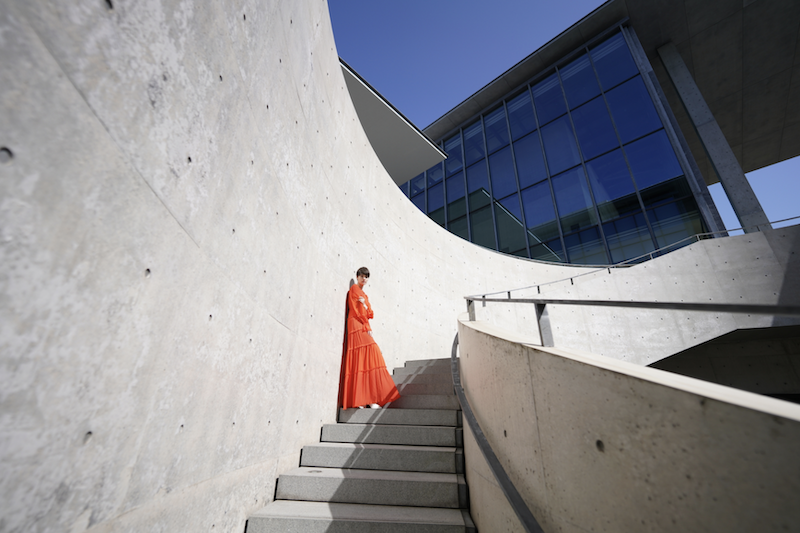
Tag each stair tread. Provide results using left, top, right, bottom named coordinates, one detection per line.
left=282, top=466, right=460, bottom=483
left=305, top=442, right=458, bottom=453
left=252, top=500, right=466, bottom=525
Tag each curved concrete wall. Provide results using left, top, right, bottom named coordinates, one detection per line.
left=458, top=317, right=800, bottom=533
left=1, top=1, right=796, bottom=532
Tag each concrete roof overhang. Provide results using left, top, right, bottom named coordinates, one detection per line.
left=341, top=60, right=447, bottom=185
left=424, top=0, right=800, bottom=186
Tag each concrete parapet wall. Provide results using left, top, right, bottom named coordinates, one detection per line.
left=458, top=317, right=800, bottom=533
left=476, top=225, right=800, bottom=365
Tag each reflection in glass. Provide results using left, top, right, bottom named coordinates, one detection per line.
left=552, top=166, right=597, bottom=233
left=531, top=238, right=565, bottom=262
left=444, top=135, right=464, bottom=176
left=532, top=72, right=566, bottom=125
left=514, top=132, right=547, bottom=189
left=639, top=176, right=693, bottom=209
left=410, top=173, right=425, bottom=196
left=647, top=197, right=705, bottom=248
left=541, top=115, right=581, bottom=175
left=603, top=211, right=655, bottom=263
left=585, top=149, right=638, bottom=221
left=489, top=146, right=516, bottom=199
left=446, top=172, right=466, bottom=221
left=449, top=216, right=469, bottom=240
left=426, top=162, right=443, bottom=187
left=484, top=107, right=510, bottom=154
left=605, top=77, right=662, bottom=144
left=625, top=130, right=682, bottom=190
left=564, top=226, right=607, bottom=264
left=521, top=181, right=559, bottom=243
left=560, top=53, right=600, bottom=109
left=470, top=205, right=496, bottom=249
left=590, top=33, right=638, bottom=90
left=427, top=182, right=444, bottom=226
left=412, top=192, right=425, bottom=212
left=399, top=181, right=409, bottom=197
left=507, top=91, right=537, bottom=140
left=496, top=193, right=527, bottom=255
left=464, top=120, right=485, bottom=165
left=571, top=96, right=618, bottom=160
left=467, top=160, right=490, bottom=201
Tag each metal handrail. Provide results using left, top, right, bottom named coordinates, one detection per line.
left=467, top=215, right=800, bottom=301
left=465, top=296, right=800, bottom=347
left=450, top=334, right=545, bottom=533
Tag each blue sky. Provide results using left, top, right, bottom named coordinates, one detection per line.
left=328, top=1, right=799, bottom=232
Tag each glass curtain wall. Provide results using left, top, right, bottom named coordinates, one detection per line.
left=402, top=29, right=706, bottom=264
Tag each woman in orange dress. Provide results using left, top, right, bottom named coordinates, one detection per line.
left=339, top=267, right=401, bottom=409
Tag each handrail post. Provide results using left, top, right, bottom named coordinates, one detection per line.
left=467, top=299, right=476, bottom=321
left=535, top=303, right=554, bottom=347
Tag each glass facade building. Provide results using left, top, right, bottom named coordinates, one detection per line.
left=400, top=29, right=710, bottom=265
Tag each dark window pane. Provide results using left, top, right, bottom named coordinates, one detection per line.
left=564, top=226, right=607, bottom=264
left=514, top=131, right=547, bottom=189
left=590, top=32, right=638, bottom=90
left=470, top=206, right=496, bottom=249
left=464, top=120, right=485, bottom=165
left=427, top=181, right=444, bottom=222
left=444, top=135, right=463, bottom=176
left=639, top=176, right=693, bottom=209
left=531, top=238, right=565, bottom=262
left=647, top=197, right=706, bottom=248
left=625, top=130, right=682, bottom=190
left=560, top=53, right=601, bottom=109
left=446, top=172, right=466, bottom=221
left=585, top=149, right=638, bottom=221
left=426, top=162, right=443, bottom=187
left=532, top=72, right=566, bottom=125
left=521, top=181, right=559, bottom=242
left=489, top=146, right=517, bottom=199
left=552, top=166, right=598, bottom=233
left=507, top=90, right=536, bottom=140
left=541, top=115, right=581, bottom=175
left=410, top=173, right=425, bottom=196
left=603, top=211, right=655, bottom=263
left=572, top=96, right=619, bottom=160
left=606, top=77, right=661, bottom=144
left=412, top=193, right=425, bottom=212
left=496, top=194, right=527, bottom=255
left=449, top=216, right=469, bottom=240
left=399, top=181, right=410, bottom=197
left=484, top=107, right=509, bottom=154
left=467, top=161, right=492, bottom=212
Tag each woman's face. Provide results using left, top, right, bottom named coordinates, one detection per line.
left=357, top=274, right=368, bottom=288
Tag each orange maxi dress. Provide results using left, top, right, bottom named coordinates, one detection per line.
left=339, top=283, right=401, bottom=409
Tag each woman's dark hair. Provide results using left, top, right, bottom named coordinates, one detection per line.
left=356, top=267, right=370, bottom=278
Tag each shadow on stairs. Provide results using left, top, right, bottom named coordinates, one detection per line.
left=246, top=358, right=477, bottom=532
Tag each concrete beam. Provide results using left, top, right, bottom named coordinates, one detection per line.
left=657, top=42, right=770, bottom=232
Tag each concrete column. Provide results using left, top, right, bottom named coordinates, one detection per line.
left=657, top=42, right=770, bottom=233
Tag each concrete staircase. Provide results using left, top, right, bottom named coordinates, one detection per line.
left=247, top=358, right=477, bottom=532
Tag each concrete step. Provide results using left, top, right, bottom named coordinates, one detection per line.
left=404, top=358, right=452, bottom=368
left=397, top=382, right=454, bottom=396
left=322, top=423, right=459, bottom=447
left=275, top=467, right=468, bottom=509
left=393, top=365, right=452, bottom=377
left=338, top=408, right=461, bottom=427
left=247, top=500, right=476, bottom=533
left=389, top=394, right=461, bottom=410
left=300, top=442, right=462, bottom=473
left=394, top=372, right=454, bottom=385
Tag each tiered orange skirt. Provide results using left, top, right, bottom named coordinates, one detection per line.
left=340, top=329, right=400, bottom=409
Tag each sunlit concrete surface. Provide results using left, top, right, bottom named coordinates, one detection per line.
left=458, top=317, right=800, bottom=533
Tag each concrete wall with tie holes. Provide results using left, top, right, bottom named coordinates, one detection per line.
left=1, top=1, right=798, bottom=532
